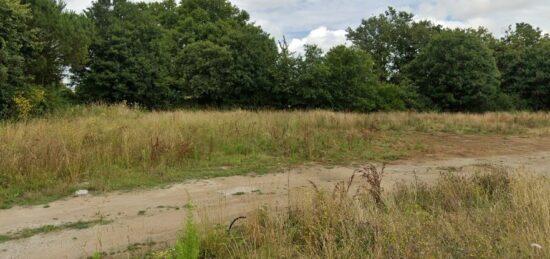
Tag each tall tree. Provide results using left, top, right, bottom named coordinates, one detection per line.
left=347, top=7, right=440, bottom=83
left=77, top=0, right=174, bottom=109
left=172, top=0, right=278, bottom=107
left=175, top=41, right=233, bottom=105
left=405, top=30, right=500, bottom=112
left=493, top=23, right=549, bottom=109
left=271, top=38, right=300, bottom=108
left=0, top=0, right=35, bottom=119
left=513, top=38, right=550, bottom=110
left=323, top=46, right=380, bottom=111
left=22, top=0, right=92, bottom=89
left=292, top=45, right=330, bottom=109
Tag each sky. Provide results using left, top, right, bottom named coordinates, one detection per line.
left=65, top=0, right=550, bottom=53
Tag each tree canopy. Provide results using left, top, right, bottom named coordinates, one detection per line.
left=347, top=7, right=441, bottom=83
left=406, top=30, right=500, bottom=112
left=1, top=2, right=550, bottom=119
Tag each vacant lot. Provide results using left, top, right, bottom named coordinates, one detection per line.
left=1, top=155, right=550, bottom=258
left=2, top=105, right=550, bottom=208
left=2, top=106, right=550, bottom=258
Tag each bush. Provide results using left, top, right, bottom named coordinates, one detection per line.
left=375, top=83, right=407, bottom=111
left=405, top=30, right=500, bottom=112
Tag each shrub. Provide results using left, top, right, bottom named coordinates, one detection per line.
left=405, top=30, right=500, bottom=112
left=172, top=203, right=200, bottom=259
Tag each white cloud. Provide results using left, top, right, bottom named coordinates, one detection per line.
left=415, top=0, right=550, bottom=36
left=64, top=0, right=550, bottom=46
left=287, top=26, right=348, bottom=54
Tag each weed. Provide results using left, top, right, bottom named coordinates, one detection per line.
left=89, top=252, right=104, bottom=259
left=172, top=202, right=200, bottom=259
left=357, top=163, right=386, bottom=207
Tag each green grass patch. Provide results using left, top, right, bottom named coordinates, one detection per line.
left=0, top=218, right=113, bottom=243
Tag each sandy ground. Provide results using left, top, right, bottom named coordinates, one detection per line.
left=1, top=135, right=550, bottom=259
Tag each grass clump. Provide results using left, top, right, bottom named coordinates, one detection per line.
left=179, top=168, right=550, bottom=258
left=0, top=218, right=112, bottom=244
left=1, top=104, right=550, bottom=208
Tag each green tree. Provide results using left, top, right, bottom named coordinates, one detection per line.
left=171, top=0, right=278, bottom=107
left=493, top=23, right=549, bottom=109
left=405, top=30, right=500, bottom=112
left=77, top=0, right=174, bottom=109
left=515, top=39, right=550, bottom=110
left=323, top=46, right=380, bottom=112
left=0, top=0, right=35, bottom=119
left=175, top=41, right=233, bottom=105
left=20, top=0, right=92, bottom=112
left=347, top=7, right=440, bottom=83
left=148, top=0, right=178, bottom=29
left=292, top=45, right=330, bottom=109
left=272, top=38, right=300, bottom=108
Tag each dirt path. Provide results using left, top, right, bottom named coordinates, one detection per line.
left=2, top=137, right=550, bottom=258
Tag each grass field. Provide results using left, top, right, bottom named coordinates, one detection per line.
left=156, top=168, right=550, bottom=258
left=1, top=104, right=550, bottom=208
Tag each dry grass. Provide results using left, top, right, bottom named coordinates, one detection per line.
left=1, top=104, right=550, bottom=208
left=189, top=168, right=550, bottom=258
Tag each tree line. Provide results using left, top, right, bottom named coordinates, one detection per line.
left=1, top=0, right=549, bottom=119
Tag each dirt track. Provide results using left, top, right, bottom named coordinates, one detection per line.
left=2, top=136, right=550, bottom=259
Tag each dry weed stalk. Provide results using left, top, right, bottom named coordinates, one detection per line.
left=356, top=163, right=386, bottom=207
left=332, top=173, right=356, bottom=200
left=308, top=163, right=386, bottom=208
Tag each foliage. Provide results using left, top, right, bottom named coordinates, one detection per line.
left=172, top=0, right=278, bottom=107
left=272, top=38, right=300, bottom=107
left=405, top=30, right=500, bottom=112
left=494, top=23, right=550, bottom=110
left=0, top=0, right=34, bottom=119
left=2, top=2, right=550, bottom=117
left=22, top=0, right=92, bottom=86
left=76, top=0, right=175, bottom=109
left=347, top=7, right=441, bottom=83
left=520, top=39, right=550, bottom=110
left=0, top=0, right=88, bottom=119
left=322, top=46, right=380, bottom=111
left=175, top=41, right=233, bottom=106
left=172, top=203, right=200, bottom=259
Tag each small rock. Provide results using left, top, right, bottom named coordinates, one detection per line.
left=74, top=189, right=89, bottom=196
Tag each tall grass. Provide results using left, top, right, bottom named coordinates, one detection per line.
left=1, top=104, right=550, bottom=208
left=190, top=168, right=550, bottom=258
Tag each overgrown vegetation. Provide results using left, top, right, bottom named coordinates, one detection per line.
left=154, top=167, right=550, bottom=258
left=1, top=104, right=550, bottom=208
left=1, top=1, right=550, bottom=120
left=172, top=203, right=200, bottom=259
